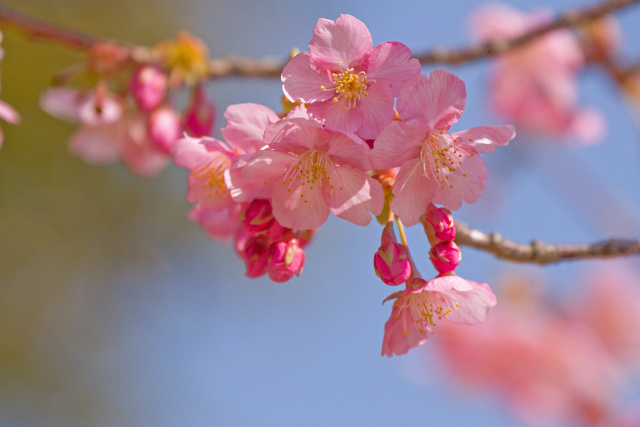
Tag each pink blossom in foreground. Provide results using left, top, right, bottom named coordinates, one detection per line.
left=370, top=70, right=515, bottom=226
left=237, top=117, right=384, bottom=230
left=470, top=3, right=605, bottom=143
left=282, top=14, right=420, bottom=139
left=381, top=273, right=497, bottom=357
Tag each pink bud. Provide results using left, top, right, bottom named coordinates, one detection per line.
left=429, top=241, right=461, bottom=274
left=148, top=106, right=182, bottom=154
left=130, top=66, right=168, bottom=112
left=242, top=235, right=270, bottom=278
left=243, top=199, right=275, bottom=234
left=423, top=204, right=456, bottom=243
left=267, top=239, right=305, bottom=283
left=374, top=242, right=411, bottom=286
left=184, top=83, right=216, bottom=137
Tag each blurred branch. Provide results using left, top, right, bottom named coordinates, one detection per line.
left=1, top=0, right=639, bottom=78
left=415, top=0, right=640, bottom=65
left=455, top=221, right=640, bottom=264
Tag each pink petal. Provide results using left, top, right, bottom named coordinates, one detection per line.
left=220, top=103, right=280, bottom=154
left=40, top=88, right=84, bottom=123
left=264, top=117, right=328, bottom=154
left=119, top=115, right=169, bottom=176
left=355, top=82, right=395, bottom=139
left=172, top=136, right=230, bottom=169
left=307, top=97, right=363, bottom=135
left=69, top=123, right=122, bottom=164
left=327, top=165, right=383, bottom=226
left=271, top=174, right=331, bottom=231
left=282, top=52, right=334, bottom=103
left=436, top=280, right=497, bottom=324
left=226, top=154, right=274, bottom=202
left=381, top=295, right=431, bottom=357
left=188, top=204, right=240, bottom=242
left=324, top=129, right=371, bottom=171
left=423, top=274, right=474, bottom=292
left=369, top=118, right=426, bottom=169
left=430, top=149, right=488, bottom=210
left=240, top=150, right=295, bottom=195
left=366, top=42, right=421, bottom=96
left=452, top=125, right=516, bottom=153
left=309, top=15, right=372, bottom=70
left=0, top=100, right=19, bottom=124
left=397, top=70, right=466, bottom=130
left=389, top=158, right=434, bottom=226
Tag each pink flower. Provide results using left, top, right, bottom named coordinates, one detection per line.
left=381, top=273, right=497, bottom=357
left=238, top=117, right=384, bottom=230
left=370, top=70, right=515, bottom=226
left=130, top=65, right=168, bottom=112
left=470, top=3, right=605, bottom=143
left=282, top=14, right=420, bottom=139
left=148, top=106, right=182, bottom=154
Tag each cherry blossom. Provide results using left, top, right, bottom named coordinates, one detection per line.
left=237, top=117, right=383, bottom=230
left=370, top=70, right=515, bottom=226
left=381, top=273, right=497, bottom=357
left=281, top=14, right=420, bottom=139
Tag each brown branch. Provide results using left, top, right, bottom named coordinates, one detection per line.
left=416, top=0, right=640, bottom=65
left=0, top=0, right=639, bottom=77
left=455, top=221, right=640, bottom=264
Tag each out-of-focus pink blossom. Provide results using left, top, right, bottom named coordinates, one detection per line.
left=238, top=117, right=383, bottom=230
left=148, top=106, right=182, bottom=154
left=0, top=99, right=20, bottom=149
left=382, top=273, right=496, bottom=357
left=429, top=240, right=461, bottom=274
left=370, top=70, right=515, bottom=225
left=282, top=14, right=420, bottom=139
left=267, top=239, right=305, bottom=283
left=184, top=83, right=216, bottom=137
left=470, top=3, right=605, bottom=144
left=188, top=203, right=243, bottom=242
left=130, top=65, right=168, bottom=112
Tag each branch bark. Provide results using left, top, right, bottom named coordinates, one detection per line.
left=1, top=0, right=638, bottom=77
left=455, top=221, right=640, bottom=264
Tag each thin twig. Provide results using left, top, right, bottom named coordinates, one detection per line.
left=1, top=0, right=638, bottom=77
left=455, top=221, right=640, bottom=264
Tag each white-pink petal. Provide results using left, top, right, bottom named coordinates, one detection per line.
left=436, top=280, right=497, bottom=325
left=370, top=119, right=426, bottom=169
left=307, top=97, right=363, bottom=135
left=309, top=14, right=372, bottom=70
left=327, top=165, right=383, bottom=226
left=271, top=175, right=331, bottom=231
left=355, top=82, right=395, bottom=139
left=389, top=158, right=434, bottom=226
left=397, top=71, right=466, bottom=130
left=366, top=42, right=421, bottom=96
left=282, top=52, right=334, bottom=103
left=452, top=125, right=516, bottom=153
left=220, top=103, right=280, bottom=154
left=264, top=117, right=328, bottom=154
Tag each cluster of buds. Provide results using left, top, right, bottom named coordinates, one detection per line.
left=40, top=33, right=215, bottom=175
left=423, top=204, right=461, bottom=275
left=235, top=199, right=310, bottom=282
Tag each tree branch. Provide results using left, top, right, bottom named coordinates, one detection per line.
left=455, top=221, right=640, bottom=264
left=1, top=0, right=639, bottom=78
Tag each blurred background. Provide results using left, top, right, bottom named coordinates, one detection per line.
left=1, top=0, right=640, bottom=426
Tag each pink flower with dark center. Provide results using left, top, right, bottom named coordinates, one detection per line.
left=370, top=70, right=515, bottom=226
left=381, top=273, right=497, bottom=357
left=238, top=117, right=383, bottom=230
left=282, top=14, right=420, bottom=139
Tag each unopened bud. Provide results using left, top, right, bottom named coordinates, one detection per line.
left=243, top=199, right=275, bottom=234
left=429, top=241, right=461, bottom=274
left=130, top=66, right=168, bottom=111
left=267, top=239, right=305, bottom=283
left=148, top=106, right=182, bottom=154
left=374, top=242, right=411, bottom=286
left=423, top=203, right=455, bottom=243
left=184, top=83, right=216, bottom=137
left=242, top=235, right=270, bottom=278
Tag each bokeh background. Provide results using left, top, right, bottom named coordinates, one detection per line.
left=1, top=0, right=640, bottom=426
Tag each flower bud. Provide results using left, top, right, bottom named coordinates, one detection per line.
left=267, top=239, right=305, bottom=283
left=423, top=203, right=455, bottom=243
left=242, top=235, right=270, bottom=278
left=243, top=199, right=275, bottom=234
left=148, top=106, right=182, bottom=154
left=374, top=242, right=411, bottom=286
left=429, top=240, right=461, bottom=274
left=130, top=66, right=168, bottom=111
left=184, top=83, right=216, bottom=137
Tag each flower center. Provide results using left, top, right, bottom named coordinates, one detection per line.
left=410, top=291, right=459, bottom=329
left=420, top=131, right=467, bottom=190
left=321, top=63, right=375, bottom=110
left=282, top=149, right=337, bottom=203
left=192, top=154, right=231, bottom=200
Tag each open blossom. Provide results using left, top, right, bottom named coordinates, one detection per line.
left=282, top=14, right=420, bottom=139
left=470, top=3, right=605, bottom=143
left=381, top=273, right=497, bottom=357
left=370, top=70, right=515, bottom=226
left=236, top=117, right=383, bottom=230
